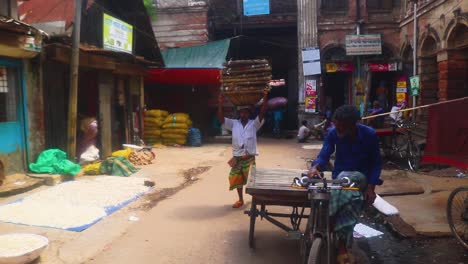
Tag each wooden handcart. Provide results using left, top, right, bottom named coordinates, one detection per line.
left=245, top=166, right=310, bottom=248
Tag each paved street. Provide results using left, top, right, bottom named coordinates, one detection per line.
left=1, top=139, right=467, bottom=264
left=88, top=140, right=312, bottom=264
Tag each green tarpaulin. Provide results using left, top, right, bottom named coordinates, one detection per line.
left=161, top=39, right=230, bottom=68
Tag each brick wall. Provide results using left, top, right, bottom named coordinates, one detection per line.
left=153, top=2, right=210, bottom=49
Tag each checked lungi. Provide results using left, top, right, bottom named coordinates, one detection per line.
left=228, top=155, right=255, bottom=190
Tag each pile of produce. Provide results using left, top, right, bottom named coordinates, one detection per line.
left=144, top=109, right=169, bottom=145
left=161, top=113, right=192, bottom=146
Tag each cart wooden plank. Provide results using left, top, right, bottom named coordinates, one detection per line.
left=246, top=166, right=308, bottom=199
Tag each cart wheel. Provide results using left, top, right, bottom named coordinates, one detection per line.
left=308, top=237, right=327, bottom=264
left=249, top=202, right=257, bottom=248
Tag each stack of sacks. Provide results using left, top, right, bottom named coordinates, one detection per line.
left=161, top=113, right=192, bottom=145
left=144, top=109, right=169, bottom=145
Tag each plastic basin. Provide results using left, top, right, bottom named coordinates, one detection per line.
left=0, top=233, right=49, bottom=264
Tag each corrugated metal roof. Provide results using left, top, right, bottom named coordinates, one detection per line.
left=18, top=0, right=95, bottom=29
left=0, top=15, right=47, bottom=36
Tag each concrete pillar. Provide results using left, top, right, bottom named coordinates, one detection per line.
left=297, top=0, right=320, bottom=125
left=98, top=72, right=113, bottom=158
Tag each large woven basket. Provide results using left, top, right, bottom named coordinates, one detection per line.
left=223, top=90, right=264, bottom=106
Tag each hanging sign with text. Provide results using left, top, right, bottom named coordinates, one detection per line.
left=305, top=80, right=317, bottom=113
left=243, top=0, right=270, bottom=16
left=367, top=62, right=397, bottom=72
left=302, top=47, right=321, bottom=76
left=346, top=34, right=382, bottom=56
left=325, top=62, right=354, bottom=73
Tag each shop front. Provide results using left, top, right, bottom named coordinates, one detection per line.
left=0, top=18, right=43, bottom=175
left=323, top=61, right=354, bottom=111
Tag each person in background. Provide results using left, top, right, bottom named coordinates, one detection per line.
left=308, top=105, right=382, bottom=263
left=218, top=90, right=269, bottom=208
left=272, top=109, right=284, bottom=138
left=376, top=81, right=389, bottom=111
left=389, top=101, right=405, bottom=123
left=298, top=120, right=312, bottom=143
left=367, top=101, right=385, bottom=129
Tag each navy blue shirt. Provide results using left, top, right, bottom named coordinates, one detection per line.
left=313, top=124, right=383, bottom=185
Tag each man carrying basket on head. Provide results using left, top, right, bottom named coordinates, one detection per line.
left=218, top=89, right=269, bottom=208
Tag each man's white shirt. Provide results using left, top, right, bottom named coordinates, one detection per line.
left=224, top=117, right=264, bottom=157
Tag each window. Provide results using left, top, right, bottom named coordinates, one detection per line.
left=367, top=0, right=393, bottom=10
left=322, top=0, right=348, bottom=12
left=0, top=66, right=18, bottom=122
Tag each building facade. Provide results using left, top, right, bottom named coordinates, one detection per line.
left=19, top=0, right=163, bottom=159
left=0, top=0, right=45, bottom=175
left=400, top=0, right=467, bottom=105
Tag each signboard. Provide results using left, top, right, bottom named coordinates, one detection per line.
left=20, top=36, right=41, bottom=52
left=396, top=93, right=407, bottom=103
left=305, top=80, right=317, bottom=113
left=326, top=62, right=354, bottom=73
left=346, top=34, right=382, bottom=56
left=409, top=76, right=420, bottom=96
left=367, top=63, right=397, bottom=72
left=302, top=48, right=320, bottom=61
left=103, top=13, right=134, bottom=54
left=243, top=0, right=270, bottom=16
left=305, top=80, right=317, bottom=97
left=302, top=47, right=321, bottom=76
left=305, top=96, right=317, bottom=113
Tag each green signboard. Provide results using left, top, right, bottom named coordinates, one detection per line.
left=409, top=76, right=420, bottom=96
left=103, top=13, right=133, bottom=54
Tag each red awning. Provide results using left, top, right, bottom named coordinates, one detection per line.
left=145, top=68, right=221, bottom=86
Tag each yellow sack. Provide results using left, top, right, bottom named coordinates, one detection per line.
left=162, top=133, right=187, bottom=140
left=146, top=110, right=169, bottom=118
left=163, top=128, right=189, bottom=135
left=163, top=139, right=186, bottom=145
left=144, top=126, right=162, bottom=131
left=83, top=162, right=102, bottom=175
left=163, top=113, right=191, bottom=125
left=111, top=149, right=132, bottom=158
left=162, top=123, right=189, bottom=129
left=144, top=118, right=164, bottom=127
left=144, top=130, right=162, bottom=136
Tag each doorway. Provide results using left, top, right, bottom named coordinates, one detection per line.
left=370, top=72, right=397, bottom=111
left=324, top=72, right=350, bottom=111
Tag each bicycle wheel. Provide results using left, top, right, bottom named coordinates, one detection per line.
left=406, top=140, right=421, bottom=171
left=447, top=187, right=468, bottom=249
left=308, top=237, right=327, bottom=264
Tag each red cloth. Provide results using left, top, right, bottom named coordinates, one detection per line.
left=421, top=98, right=468, bottom=169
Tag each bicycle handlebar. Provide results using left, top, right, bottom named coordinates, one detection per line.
left=293, top=173, right=357, bottom=190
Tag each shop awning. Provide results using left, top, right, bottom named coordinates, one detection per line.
left=146, top=39, right=230, bottom=85
left=162, top=39, right=230, bottom=68
left=146, top=68, right=221, bottom=85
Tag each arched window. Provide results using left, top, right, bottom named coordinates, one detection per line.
left=322, top=0, right=348, bottom=12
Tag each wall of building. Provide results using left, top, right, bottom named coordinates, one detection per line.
left=23, top=58, right=45, bottom=164
left=400, top=0, right=468, bottom=104
left=153, top=0, right=210, bottom=49
left=316, top=0, right=402, bottom=113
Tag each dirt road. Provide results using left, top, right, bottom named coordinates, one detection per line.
left=89, top=139, right=315, bottom=264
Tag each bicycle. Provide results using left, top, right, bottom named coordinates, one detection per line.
left=447, top=186, right=468, bottom=249
left=378, top=119, right=421, bottom=171
left=293, top=174, right=360, bottom=264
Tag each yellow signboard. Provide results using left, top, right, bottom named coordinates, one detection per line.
left=396, top=92, right=406, bottom=103
left=397, top=81, right=407, bottom=88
